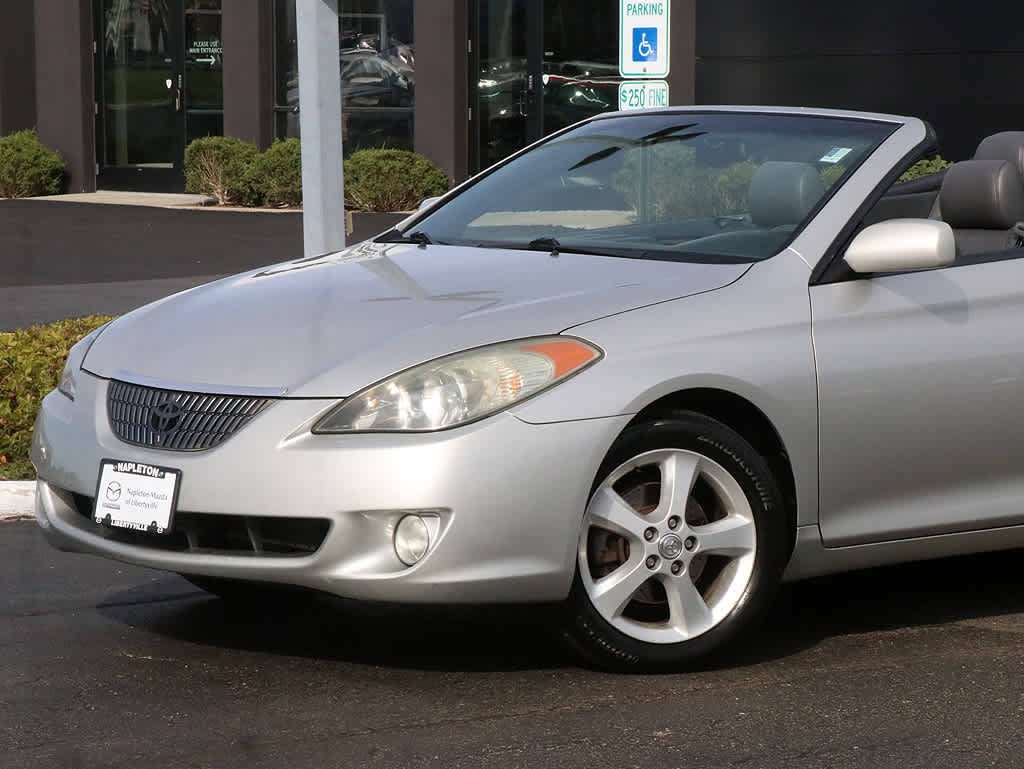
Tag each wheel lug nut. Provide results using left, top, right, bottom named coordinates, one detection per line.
left=644, top=527, right=657, bottom=541
left=645, top=555, right=659, bottom=569
left=684, top=536, right=697, bottom=551
left=671, top=560, right=683, bottom=575
left=668, top=516, right=680, bottom=530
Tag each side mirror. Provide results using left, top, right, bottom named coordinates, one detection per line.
left=844, top=218, right=955, bottom=274
left=418, top=196, right=442, bottom=211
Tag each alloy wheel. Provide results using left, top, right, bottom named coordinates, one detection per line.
left=578, top=448, right=758, bottom=644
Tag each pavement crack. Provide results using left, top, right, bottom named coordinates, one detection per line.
left=119, top=652, right=180, bottom=663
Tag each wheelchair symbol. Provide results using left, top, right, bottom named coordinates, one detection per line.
left=632, top=27, right=658, bottom=62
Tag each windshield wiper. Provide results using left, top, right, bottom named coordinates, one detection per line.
left=527, top=237, right=562, bottom=253
left=520, top=237, right=648, bottom=260
left=376, top=228, right=436, bottom=247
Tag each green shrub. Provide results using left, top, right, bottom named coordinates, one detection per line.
left=0, top=129, right=66, bottom=198
left=184, top=136, right=258, bottom=205
left=898, top=156, right=952, bottom=184
left=0, top=316, right=115, bottom=481
left=249, top=138, right=302, bottom=207
left=344, top=149, right=449, bottom=212
left=612, top=145, right=758, bottom=221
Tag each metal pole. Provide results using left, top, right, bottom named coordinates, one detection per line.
left=296, top=0, right=345, bottom=257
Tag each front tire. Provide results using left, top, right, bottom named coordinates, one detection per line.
left=561, top=411, right=790, bottom=671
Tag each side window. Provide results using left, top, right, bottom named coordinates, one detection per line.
left=817, top=151, right=949, bottom=283
left=861, top=157, right=946, bottom=228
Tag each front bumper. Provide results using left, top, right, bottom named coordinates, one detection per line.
left=32, top=371, right=630, bottom=603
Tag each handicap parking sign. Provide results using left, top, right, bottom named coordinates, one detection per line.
left=620, top=2, right=669, bottom=77
left=632, top=27, right=657, bottom=62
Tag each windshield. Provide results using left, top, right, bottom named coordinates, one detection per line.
left=399, top=112, right=896, bottom=262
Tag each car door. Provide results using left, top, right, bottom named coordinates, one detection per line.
left=811, top=253, right=1024, bottom=546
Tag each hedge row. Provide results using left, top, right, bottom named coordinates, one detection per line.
left=0, top=316, right=116, bottom=481
left=184, top=137, right=449, bottom=212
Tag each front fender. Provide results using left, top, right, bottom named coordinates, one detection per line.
left=510, top=249, right=819, bottom=527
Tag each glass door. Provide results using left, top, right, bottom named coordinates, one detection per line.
left=97, top=0, right=185, bottom=189
left=471, top=0, right=541, bottom=172
left=96, top=0, right=224, bottom=190
left=470, top=0, right=621, bottom=175
left=541, top=0, right=620, bottom=136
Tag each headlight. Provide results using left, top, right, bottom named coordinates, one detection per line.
left=57, top=323, right=111, bottom=401
left=313, top=336, right=602, bottom=433
left=57, top=358, right=77, bottom=400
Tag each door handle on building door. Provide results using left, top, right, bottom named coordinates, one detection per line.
left=519, top=74, right=534, bottom=117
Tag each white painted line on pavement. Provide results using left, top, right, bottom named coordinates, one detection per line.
left=0, top=481, right=36, bottom=520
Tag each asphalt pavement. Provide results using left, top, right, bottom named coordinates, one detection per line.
left=4, top=518, right=1024, bottom=769
left=0, top=200, right=400, bottom=330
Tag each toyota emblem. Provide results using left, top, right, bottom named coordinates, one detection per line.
left=150, top=401, right=184, bottom=434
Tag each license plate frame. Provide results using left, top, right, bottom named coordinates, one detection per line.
left=93, top=459, right=182, bottom=535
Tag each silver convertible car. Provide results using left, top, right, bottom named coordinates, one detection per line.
left=32, top=106, right=1024, bottom=671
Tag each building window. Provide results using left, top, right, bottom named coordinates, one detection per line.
left=274, top=0, right=414, bottom=153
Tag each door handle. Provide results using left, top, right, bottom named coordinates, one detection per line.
left=519, top=73, right=534, bottom=117
left=175, top=74, right=183, bottom=112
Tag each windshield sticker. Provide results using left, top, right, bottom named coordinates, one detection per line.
left=820, top=147, right=853, bottom=164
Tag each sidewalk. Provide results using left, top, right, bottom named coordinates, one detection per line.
left=28, top=190, right=217, bottom=208
left=29, top=190, right=309, bottom=212
left=0, top=481, right=35, bottom=520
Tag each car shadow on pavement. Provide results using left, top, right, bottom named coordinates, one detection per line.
left=708, top=546, right=1024, bottom=670
left=98, top=584, right=575, bottom=672
left=96, top=548, right=1024, bottom=673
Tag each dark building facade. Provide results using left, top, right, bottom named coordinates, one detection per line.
left=0, top=0, right=1021, bottom=194
left=0, top=3, right=37, bottom=138
left=695, top=1, right=1024, bottom=165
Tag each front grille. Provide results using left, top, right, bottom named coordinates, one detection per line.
left=107, top=379, right=272, bottom=451
left=71, top=493, right=330, bottom=556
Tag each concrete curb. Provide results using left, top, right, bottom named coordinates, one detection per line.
left=0, top=481, right=36, bottom=520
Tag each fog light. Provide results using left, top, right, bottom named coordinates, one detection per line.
left=394, top=514, right=431, bottom=566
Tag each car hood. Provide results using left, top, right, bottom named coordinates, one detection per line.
left=84, top=241, right=749, bottom=398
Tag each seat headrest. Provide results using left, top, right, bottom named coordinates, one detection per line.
left=748, top=162, right=825, bottom=228
left=939, top=159, right=1024, bottom=229
left=974, top=131, right=1024, bottom=181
